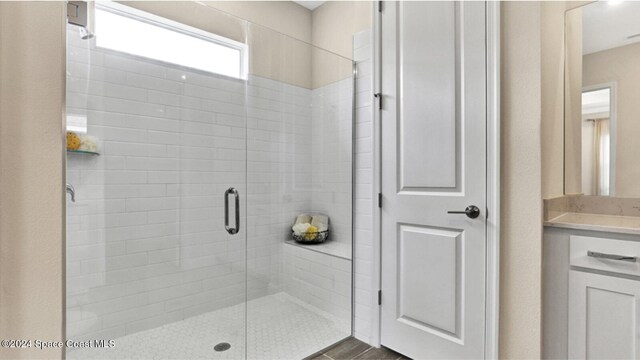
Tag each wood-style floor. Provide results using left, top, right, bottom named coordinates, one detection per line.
left=304, top=337, right=410, bottom=360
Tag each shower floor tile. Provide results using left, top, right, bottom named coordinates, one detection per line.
left=67, top=293, right=350, bottom=360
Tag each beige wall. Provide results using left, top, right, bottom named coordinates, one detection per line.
left=563, top=8, right=584, bottom=195
left=584, top=42, right=640, bottom=197
left=540, top=1, right=590, bottom=199
left=310, top=1, right=371, bottom=89
left=541, top=2, right=569, bottom=199
left=202, top=0, right=373, bottom=61
left=311, top=1, right=371, bottom=59
left=0, top=2, right=66, bottom=359
left=205, top=1, right=312, bottom=43
left=500, top=2, right=543, bottom=358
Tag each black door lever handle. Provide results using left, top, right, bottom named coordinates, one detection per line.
left=447, top=205, right=480, bottom=219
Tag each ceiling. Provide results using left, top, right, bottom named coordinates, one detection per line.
left=293, top=1, right=325, bottom=10
left=583, top=1, right=640, bottom=54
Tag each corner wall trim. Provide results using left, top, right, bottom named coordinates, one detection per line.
left=485, top=1, right=501, bottom=359
left=371, top=0, right=383, bottom=348
left=370, top=1, right=383, bottom=347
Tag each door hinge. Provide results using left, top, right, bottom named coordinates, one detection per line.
left=378, top=193, right=382, bottom=208
left=378, top=290, right=382, bottom=305
left=378, top=1, right=383, bottom=12
left=374, top=93, right=382, bottom=110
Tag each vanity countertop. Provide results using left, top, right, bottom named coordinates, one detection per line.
left=544, top=212, right=640, bottom=235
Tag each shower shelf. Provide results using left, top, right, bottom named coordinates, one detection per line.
left=67, top=149, right=100, bottom=156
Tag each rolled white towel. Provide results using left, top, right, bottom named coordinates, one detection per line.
left=295, top=214, right=312, bottom=225
left=311, top=214, right=329, bottom=232
left=292, top=223, right=311, bottom=236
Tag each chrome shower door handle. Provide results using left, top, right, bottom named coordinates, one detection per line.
left=224, top=187, right=240, bottom=235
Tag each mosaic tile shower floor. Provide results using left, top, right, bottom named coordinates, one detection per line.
left=68, top=293, right=350, bottom=360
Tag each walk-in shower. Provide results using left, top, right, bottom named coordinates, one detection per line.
left=65, top=2, right=354, bottom=358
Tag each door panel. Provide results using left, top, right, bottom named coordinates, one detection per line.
left=398, top=225, right=461, bottom=336
left=399, top=2, right=457, bottom=189
left=380, top=2, right=487, bottom=359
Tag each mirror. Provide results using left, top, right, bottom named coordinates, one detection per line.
left=564, top=1, right=640, bottom=197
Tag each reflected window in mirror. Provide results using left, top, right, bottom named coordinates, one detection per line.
left=581, top=87, right=612, bottom=196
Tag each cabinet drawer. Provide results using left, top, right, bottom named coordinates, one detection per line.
left=570, top=235, right=640, bottom=277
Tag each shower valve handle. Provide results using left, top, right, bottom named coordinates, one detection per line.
left=66, top=183, right=76, bottom=202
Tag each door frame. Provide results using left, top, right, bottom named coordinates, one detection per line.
left=371, top=2, right=500, bottom=358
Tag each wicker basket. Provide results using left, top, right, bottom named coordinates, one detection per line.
left=291, top=230, right=329, bottom=244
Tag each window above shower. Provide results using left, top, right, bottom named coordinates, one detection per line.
left=94, top=2, right=248, bottom=79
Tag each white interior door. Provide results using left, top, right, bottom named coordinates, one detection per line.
left=380, top=1, right=487, bottom=359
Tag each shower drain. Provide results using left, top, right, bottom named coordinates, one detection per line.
left=214, top=343, right=231, bottom=352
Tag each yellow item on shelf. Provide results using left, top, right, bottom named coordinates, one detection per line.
left=304, top=225, right=318, bottom=240
left=66, top=131, right=81, bottom=150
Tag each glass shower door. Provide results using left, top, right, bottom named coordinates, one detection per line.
left=245, top=23, right=354, bottom=359
left=65, top=2, right=249, bottom=358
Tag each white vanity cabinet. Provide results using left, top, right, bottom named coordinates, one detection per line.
left=543, top=227, right=640, bottom=359
left=569, top=271, right=640, bottom=359
left=568, top=235, right=640, bottom=359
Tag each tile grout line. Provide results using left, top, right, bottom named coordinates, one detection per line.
left=352, top=347, right=374, bottom=359
left=352, top=346, right=375, bottom=359
left=320, top=344, right=373, bottom=360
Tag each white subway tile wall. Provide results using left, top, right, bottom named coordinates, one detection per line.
left=310, top=77, right=354, bottom=253
left=283, top=244, right=352, bottom=324
left=246, top=73, right=354, bottom=305
left=277, top=75, right=354, bottom=323
left=352, top=29, right=376, bottom=344
left=66, top=25, right=354, bottom=342
left=245, top=74, right=315, bottom=301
